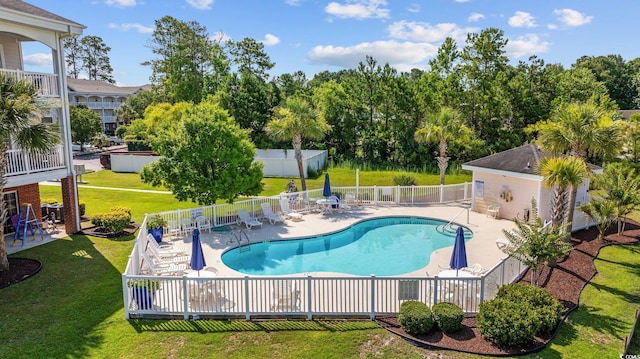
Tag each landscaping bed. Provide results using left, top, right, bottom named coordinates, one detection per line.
left=376, top=221, right=640, bottom=356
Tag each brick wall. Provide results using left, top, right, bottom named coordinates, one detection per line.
left=7, top=183, right=43, bottom=222
left=61, top=176, right=79, bottom=234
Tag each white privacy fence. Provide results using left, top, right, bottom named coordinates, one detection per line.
left=123, top=183, right=529, bottom=320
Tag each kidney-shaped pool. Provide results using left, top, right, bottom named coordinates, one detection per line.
left=221, top=216, right=472, bottom=276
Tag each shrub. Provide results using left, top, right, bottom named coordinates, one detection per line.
left=496, top=283, right=565, bottom=333
left=91, top=213, right=104, bottom=227
left=398, top=301, right=433, bottom=334
left=110, top=206, right=131, bottom=217
left=98, top=211, right=131, bottom=234
left=432, top=302, right=464, bottom=333
left=393, top=174, right=418, bottom=186
left=477, top=298, right=541, bottom=346
left=79, top=201, right=86, bottom=216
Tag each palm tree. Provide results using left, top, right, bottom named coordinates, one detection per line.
left=414, top=107, right=475, bottom=185
left=538, top=156, right=587, bottom=230
left=266, top=96, right=330, bottom=192
left=532, top=102, right=622, bottom=233
left=0, top=73, right=60, bottom=271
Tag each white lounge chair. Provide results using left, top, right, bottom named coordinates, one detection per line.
left=146, top=234, right=187, bottom=256
left=260, top=203, right=285, bottom=225
left=140, top=251, right=187, bottom=276
left=495, top=237, right=513, bottom=250
left=487, top=203, right=501, bottom=218
left=237, top=208, right=263, bottom=229
left=279, top=198, right=303, bottom=221
left=147, top=241, right=190, bottom=265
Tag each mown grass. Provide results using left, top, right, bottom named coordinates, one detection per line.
left=1, top=169, right=637, bottom=358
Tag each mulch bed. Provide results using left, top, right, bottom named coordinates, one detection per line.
left=80, top=223, right=139, bottom=238
left=0, top=258, right=42, bottom=289
left=375, top=221, right=640, bottom=356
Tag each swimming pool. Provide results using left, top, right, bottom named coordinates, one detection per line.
left=221, top=217, right=472, bottom=276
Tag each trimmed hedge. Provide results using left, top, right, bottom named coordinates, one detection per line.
left=398, top=301, right=433, bottom=334
left=477, top=298, right=541, bottom=346
left=91, top=206, right=132, bottom=234
left=477, top=283, right=566, bottom=346
left=496, top=283, right=565, bottom=333
left=432, top=302, right=464, bottom=333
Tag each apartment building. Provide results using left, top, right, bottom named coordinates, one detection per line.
left=0, top=0, right=85, bottom=234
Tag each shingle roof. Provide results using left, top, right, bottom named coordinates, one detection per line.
left=462, top=143, right=602, bottom=175
left=67, top=78, right=148, bottom=95
left=0, top=0, right=83, bottom=28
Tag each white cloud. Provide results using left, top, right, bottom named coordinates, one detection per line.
left=262, top=34, right=280, bottom=46
left=553, top=8, right=593, bottom=27
left=505, top=34, right=549, bottom=58
left=284, top=0, right=302, bottom=5
left=387, top=21, right=471, bottom=43
left=24, top=53, right=52, bottom=67
left=454, top=0, right=470, bottom=3
left=407, top=4, right=420, bottom=13
left=468, top=12, right=485, bottom=22
left=325, top=0, right=390, bottom=20
left=186, top=0, right=214, bottom=10
left=105, top=0, right=136, bottom=7
left=308, top=40, right=437, bottom=70
left=108, top=23, right=154, bottom=34
left=211, top=31, right=231, bottom=43
left=509, top=11, right=537, bottom=28
left=547, top=24, right=558, bottom=30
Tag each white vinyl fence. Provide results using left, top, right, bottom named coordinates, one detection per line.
left=123, top=183, right=528, bottom=320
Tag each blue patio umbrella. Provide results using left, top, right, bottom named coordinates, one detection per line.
left=322, top=172, right=332, bottom=198
left=449, top=227, right=468, bottom=276
left=190, top=228, right=206, bottom=276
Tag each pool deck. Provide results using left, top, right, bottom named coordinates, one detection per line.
left=167, top=203, right=518, bottom=278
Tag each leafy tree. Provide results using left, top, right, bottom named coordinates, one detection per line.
left=414, top=107, right=478, bottom=185
left=590, top=163, right=640, bottom=235
left=63, top=35, right=114, bottom=83
left=145, top=16, right=214, bottom=103
left=0, top=73, right=59, bottom=271
left=500, top=199, right=572, bottom=286
left=623, top=113, right=640, bottom=162
left=580, top=198, right=615, bottom=240
left=227, top=37, right=275, bottom=82
left=69, top=104, right=103, bottom=151
left=140, top=100, right=263, bottom=204
left=267, top=96, right=330, bottom=191
left=551, top=67, right=616, bottom=110
left=574, top=55, right=635, bottom=110
left=530, top=102, right=623, bottom=233
left=115, top=90, right=164, bottom=126
left=313, top=80, right=356, bottom=161
left=538, top=156, right=586, bottom=231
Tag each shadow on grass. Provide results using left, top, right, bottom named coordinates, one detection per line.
left=129, top=318, right=380, bottom=334
left=1, top=233, right=133, bottom=358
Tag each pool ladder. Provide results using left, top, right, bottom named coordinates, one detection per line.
left=230, top=229, right=251, bottom=252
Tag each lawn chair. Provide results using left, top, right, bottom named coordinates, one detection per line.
left=236, top=208, right=263, bottom=229
left=260, top=203, right=285, bottom=225
left=146, top=234, right=187, bottom=256
left=279, top=198, right=303, bottom=221
left=195, top=216, right=212, bottom=233
left=140, top=250, right=187, bottom=276
left=270, top=280, right=300, bottom=312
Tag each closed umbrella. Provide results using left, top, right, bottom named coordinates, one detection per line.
left=190, top=228, right=206, bottom=276
left=449, top=227, right=468, bottom=276
left=322, top=172, right=332, bottom=198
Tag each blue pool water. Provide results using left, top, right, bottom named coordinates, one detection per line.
left=221, top=217, right=472, bottom=276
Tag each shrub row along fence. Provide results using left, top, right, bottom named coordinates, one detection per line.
left=122, top=183, right=528, bottom=320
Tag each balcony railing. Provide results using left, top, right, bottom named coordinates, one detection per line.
left=0, top=69, right=59, bottom=98
left=5, top=145, right=66, bottom=177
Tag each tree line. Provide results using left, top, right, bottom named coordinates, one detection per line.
left=68, top=16, right=640, bottom=172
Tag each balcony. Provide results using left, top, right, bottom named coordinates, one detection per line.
left=5, top=145, right=66, bottom=177
left=0, top=69, right=59, bottom=98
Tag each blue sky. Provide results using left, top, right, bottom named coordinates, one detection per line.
left=22, top=0, right=640, bottom=86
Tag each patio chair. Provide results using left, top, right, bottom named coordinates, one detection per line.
left=146, top=234, right=187, bottom=256
left=464, top=263, right=485, bottom=275
left=270, top=280, right=300, bottom=312
left=166, top=220, right=182, bottom=239
left=344, top=192, right=360, bottom=208
left=495, top=237, right=513, bottom=250
left=487, top=203, right=501, bottom=218
left=279, top=198, right=303, bottom=221
left=45, top=212, right=58, bottom=233
left=146, top=238, right=190, bottom=264
left=195, top=216, right=212, bottom=233
left=236, top=208, right=263, bottom=229
left=140, top=250, right=187, bottom=276
left=181, top=218, right=197, bottom=237
left=260, top=203, right=285, bottom=225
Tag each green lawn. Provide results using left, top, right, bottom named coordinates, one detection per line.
left=1, top=169, right=638, bottom=358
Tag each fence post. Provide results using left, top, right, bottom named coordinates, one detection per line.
left=183, top=276, right=189, bottom=320
left=395, top=185, right=400, bottom=204
left=373, top=185, right=378, bottom=206
left=433, top=276, right=439, bottom=305
left=213, top=204, right=217, bottom=227
left=370, top=275, right=376, bottom=320
left=439, top=184, right=444, bottom=203
left=307, top=275, right=313, bottom=320
left=244, top=276, right=251, bottom=320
